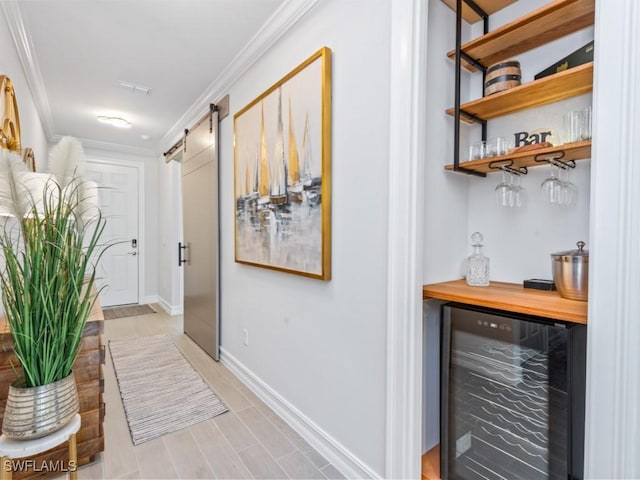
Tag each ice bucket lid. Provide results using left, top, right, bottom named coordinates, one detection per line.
left=551, top=241, right=589, bottom=261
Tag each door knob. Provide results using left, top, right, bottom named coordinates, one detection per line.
left=128, top=251, right=137, bottom=256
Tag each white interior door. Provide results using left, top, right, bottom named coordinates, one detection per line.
left=86, top=161, right=139, bottom=307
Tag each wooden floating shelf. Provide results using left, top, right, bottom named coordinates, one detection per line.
left=423, top=279, right=588, bottom=324
left=446, top=62, right=593, bottom=122
left=448, top=0, right=595, bottom=71
left=445, top=139, right=591, bottom=174
left=440, top=0, right=516, bottom=24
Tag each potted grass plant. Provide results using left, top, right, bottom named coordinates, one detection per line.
left=0, top=137, right=106, bottom=439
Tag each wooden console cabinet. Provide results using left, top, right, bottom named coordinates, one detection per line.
left=0, top=303, right=105, bottom=479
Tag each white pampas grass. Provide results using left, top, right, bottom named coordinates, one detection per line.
left=48, top=137, right=99, bottom=226
left=48, top=136, right=86, bottom=188
left=0, top=137, right=95, bottom=220
left=0, top=148, right=29, bottom=218
left=0, top=137, right=97, bottom=223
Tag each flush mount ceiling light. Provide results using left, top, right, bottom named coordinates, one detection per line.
left=97, top=116, right=132, bottom=128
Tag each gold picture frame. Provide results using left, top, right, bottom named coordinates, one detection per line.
left=234, top=46, right=332, bottom=280
left=0, top=75, right=22, bottom=153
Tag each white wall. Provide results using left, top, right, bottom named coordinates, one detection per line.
left=84, top=147, right=159, bottom=304
left=0, top=9, right=49, bottom=320
left=217, top=0, right=391, bottom=475
left=157, top=154, right=183, bottom=314
left=0, top=11, right=48, bottom=167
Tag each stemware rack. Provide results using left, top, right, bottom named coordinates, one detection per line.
left=444, top=139, right=590, bottom=175
left=445, top=0, right=595, bottom=177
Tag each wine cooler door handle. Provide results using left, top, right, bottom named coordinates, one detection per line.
left=178, top=242, right=188, bottom=266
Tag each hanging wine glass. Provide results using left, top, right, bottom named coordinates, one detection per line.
left=541, top=164, right=563, bottom=205
left=510, top=173, right=527, bottom=208
left=495, top=170, right=512, bottom=207
left=559, top=166, right=579, bottom=207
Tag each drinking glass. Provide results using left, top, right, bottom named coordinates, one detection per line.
left=469, top=142, right=483, bottom=161
left=563, top=109, right=589, bottom=144
left=581, top=105, right=592, bottom=140
left=495, top=136, right=510, bottom=156
left=478, top=141, right=488, bottom=159
left=485, top=138, right=498, bottom=157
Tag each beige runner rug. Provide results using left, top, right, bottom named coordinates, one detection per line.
left=108, top=334, right=227, bottom=445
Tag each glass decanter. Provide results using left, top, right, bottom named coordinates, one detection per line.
left=466, top=232, right=490, bottom=286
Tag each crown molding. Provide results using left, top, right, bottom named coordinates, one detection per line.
left=4, top=0, right=319, bottom=154
left=1, top=1, right=55, bottom=141
left=158, top=0, right=320, bottom=153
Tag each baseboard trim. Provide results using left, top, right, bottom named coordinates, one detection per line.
left=139, top=295, right=159, bottom=306
left=220, top=347, right=380, bottom=479
left=157, top=296, right=182, bottom=316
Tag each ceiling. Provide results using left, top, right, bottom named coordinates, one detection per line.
left=3, top=0, right=286, bottom=155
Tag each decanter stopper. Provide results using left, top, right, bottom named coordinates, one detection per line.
left=466, top=232, right=490, bottom=287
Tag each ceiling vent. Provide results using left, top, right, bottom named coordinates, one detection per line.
left=118, top=80, right=152, bottom=96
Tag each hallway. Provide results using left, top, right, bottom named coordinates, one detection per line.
left=81, top=310, right=344, bottom=479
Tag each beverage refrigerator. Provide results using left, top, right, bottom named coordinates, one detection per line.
left=440, top=303, right=587, bottom=479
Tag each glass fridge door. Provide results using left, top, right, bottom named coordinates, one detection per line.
left=441, top=304, right=574, bottom=480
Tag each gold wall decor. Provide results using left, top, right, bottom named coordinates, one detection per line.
left=0, top=75, right=22, bottom=153
left=234, top=47, right=332, bottom=280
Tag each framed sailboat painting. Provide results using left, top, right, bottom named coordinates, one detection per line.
left=233, top=47, right=332, bottom=280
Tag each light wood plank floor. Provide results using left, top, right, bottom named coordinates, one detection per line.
left=74, top=308, right=345, bottom=480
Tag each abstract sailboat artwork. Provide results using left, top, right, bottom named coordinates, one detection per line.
left=234, top=47, right=332, bottom=280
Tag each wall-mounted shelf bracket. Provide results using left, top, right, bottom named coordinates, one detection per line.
left=452, top=0, right=489, bottom=177
left=459, top=110, right=486, bottom=125
left=489, top=158, right=527, bottom=175
left=454, top=166, right=487, bottom=177
left=462, top=0, right=489, bottom=33
left=533, top=150, right=576, bottom=169
left=464, top=0, right=488, bottom=19
left=460, top=51, right=486, bottom=73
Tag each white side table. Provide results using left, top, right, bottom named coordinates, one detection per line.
left=0, top=414, right=81, bottom=480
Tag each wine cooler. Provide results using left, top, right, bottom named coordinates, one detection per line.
left=441, top=303, right=586, bottom=480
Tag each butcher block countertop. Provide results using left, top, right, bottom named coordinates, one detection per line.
left=423, top=279, right=587, bottom=324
